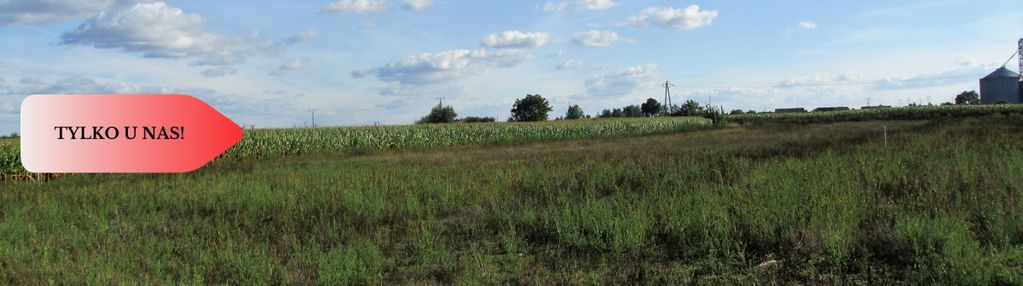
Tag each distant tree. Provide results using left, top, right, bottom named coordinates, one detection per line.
left=623, top=105, right=643, bottom=117
left=941, top=102, right=953, bottom=106
left=640, top=98, right=662, bottom=116
left=747, top=110, right=757, bottom=114
left=672, top=100, right=704, bottom=116
left=417, top=105, right=457, bottom=124
left=729, top=109, right=744, bottom=115
left=510, top=94, right=553, bottom=122
left=703, top=105, right=724, bottom=125
left=611, top=108, right=625, bottom=118
left=461, top=116, right=496, bottom=123
left=955, top=90, right=980, bottom=105
left=598, top=109, right=613, bottom=118
left=565, top=105, right=585, bottom=120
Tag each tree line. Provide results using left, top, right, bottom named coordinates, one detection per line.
left=418, top=94, right=725, bottom=124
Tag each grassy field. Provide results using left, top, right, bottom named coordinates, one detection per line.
left=2, top=114, right=1022, bottom=284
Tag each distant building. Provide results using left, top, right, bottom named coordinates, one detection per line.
left=979, top=67, right=1021, bottom=104
left=775, top=108, right=807, bottom=113
left=812, top=107, right=850, bottom=112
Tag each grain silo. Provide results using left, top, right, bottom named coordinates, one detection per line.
left=979, top=66, right=1021, bottom=104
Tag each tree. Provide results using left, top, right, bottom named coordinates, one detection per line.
left=703, top=105, right=724, bottom=125
left=623, top=105, right=643, bottom=117
left=565, top=105, right=585, bottom=120
left=598, top=109, right=613, bottom=118
left=417, top=105, right=457, bottom=124
left=510, top=94, right=553, bottom=122
left=729, top=109, right=744, bottom=115
left=640, top=98, right=661, bottom=116
left=955, top=90, right=980, bottom=105
left=672, top=100, right=704, bottom=116
left=461, top=116, right=495, bottom=123
left=611, top=108, right=625, bottom=117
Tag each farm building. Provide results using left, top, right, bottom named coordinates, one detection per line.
left=980, top=66, right=1022, bottom=104
left=813, top=107, right=850, bottom=112
left=775, top=108, right=807, bottom=113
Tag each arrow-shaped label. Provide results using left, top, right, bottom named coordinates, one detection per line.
left=20, top=94, right=243, bottom=173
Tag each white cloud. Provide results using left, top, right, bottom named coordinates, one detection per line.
left=480, top=31, right=550, bottom=49
left=322, top=0, right=390, bottom=13
left=785, top=21, right=817, bottom=38
left=0, top=0, right=119, bottom=26
left=542, top=0, right=618, bottom=13
left=585, top=64, right=659, bottom=97
left=557, top=59, right=585, bottom=70
left=200, top=67, right=237, bottom=78
left=571, top=30, right=621, bottom=48
left=270, top=57, right=310, bottom=76
left=402, top=0, right=433, bottom=10
left=353, top=48, right=532, bottom=93
left=59, top=2, right=317, bottom=73
left=776, top=73, right=860, bottom=88
left=872, top=62, right=990, bottom=90
left=625, top=5, right=718, bottom=30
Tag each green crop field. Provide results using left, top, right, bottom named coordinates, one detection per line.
left=1, top=108, right=1023, bottom=284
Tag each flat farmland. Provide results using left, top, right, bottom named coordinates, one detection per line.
left=1, top=114, right=1022, bottom=284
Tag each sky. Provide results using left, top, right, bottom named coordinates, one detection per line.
left=0, top=0, right=1021, bottom=134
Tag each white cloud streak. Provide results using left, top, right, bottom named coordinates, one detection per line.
left=571, top=30, right=621, bottom=48
left=352, top=49, right=532, bottom=93
left=542, top=0, right=618, bottom=13
left=557, top=59, right=585, bottom=70
left=585, top=64, right=659, bottom=97
left=402, top=0, right=433, bottom=10
left=0, top=0, right=119, bottom=26
left=480, top=31, right=551, bottom=49
left=58, top=2, right=317, bottom=74
left=625, top=5, right=718, bottom=30
left=270, top=57, right=310, bottom=76
left=321, top=0, right=390, bottom=14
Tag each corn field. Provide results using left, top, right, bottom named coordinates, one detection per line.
left=0, top=117, right=711, bottom=180
left=221, top=117, right=711, bottom=159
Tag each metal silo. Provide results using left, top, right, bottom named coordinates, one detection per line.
left=979, top=67, right=1021, bottom=104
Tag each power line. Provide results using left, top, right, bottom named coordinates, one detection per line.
left=307, top=109, right=317, bottom=128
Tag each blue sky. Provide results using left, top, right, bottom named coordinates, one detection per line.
left=0, top=0, right=1021, bottom=134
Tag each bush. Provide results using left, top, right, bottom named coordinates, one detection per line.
left=461, top=116, right=496, bottom=123
left=417, top=105, right=457, bottom=124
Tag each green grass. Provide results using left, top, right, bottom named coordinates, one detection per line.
left=2, top=115, right=1022, bottom=284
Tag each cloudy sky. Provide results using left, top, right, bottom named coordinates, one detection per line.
left=0, top=0, right=1021, bottom=133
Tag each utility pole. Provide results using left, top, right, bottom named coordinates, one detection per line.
left=662, top=81, right=674, bottom=115
left=307, top=109, right=317, bottom=128
left=435, top=97, right=446, bottom=107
